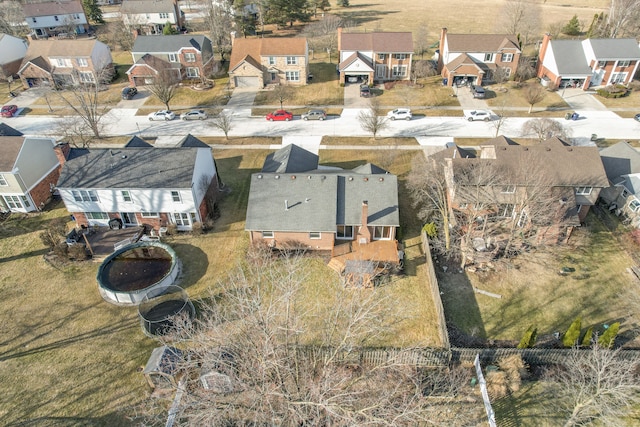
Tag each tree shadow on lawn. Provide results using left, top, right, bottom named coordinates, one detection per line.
left=172, top=243, right=208, bottom=290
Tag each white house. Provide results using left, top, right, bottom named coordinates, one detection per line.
left=0, top=133, right=61, bottom=213
left=22, top=0, right=89, bottom=38
left=0, top=34, right=29, bottom=80
left=121, top=0, right=184, bottom=35
left=55, top=136, right=220, bottom=231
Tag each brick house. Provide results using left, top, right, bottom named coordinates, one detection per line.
left=0, top=130, right=61, bottom=213
left=126, top=34, right=215, bottom=86
left=228, top=37, right=308, bottom=88
left=437, top=28, right=521, bottom=87
left=23, top=0, right=89, bottom=39
left=433, top=137, right=608, bottom=249
left=0, top=34, right=29, bottom=81
left=121, top=0, right=184, bottom=35
left=245, top=144, right=400, bottom=265
left=536, top=33, right=640, bottom=90
left=599, top=142, right=640, bottom=228
left=17, top=39, right=113, bottom=89
left=55, top=135, right=220, bottom=232
left=337, top=28, right=413, bottom=84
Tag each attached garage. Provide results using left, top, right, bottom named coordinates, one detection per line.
left=234, top=76, right=260, bottom=88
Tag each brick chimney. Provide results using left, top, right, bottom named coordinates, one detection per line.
left=53, top=142, right=71, bottom=166
left=437, top=27, right=447, bottom=73
left=357, top=200, right=371, bottom=244
left=537, top=33, right=552, bottom=77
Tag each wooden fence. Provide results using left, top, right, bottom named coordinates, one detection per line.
left=421, top=232, right=451, bottom=349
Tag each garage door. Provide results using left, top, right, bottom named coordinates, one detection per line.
left=235, top=76, right=260, bottom=88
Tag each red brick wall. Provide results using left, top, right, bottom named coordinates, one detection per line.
left=29, top=166, right=60, bottom=210
left=127, top=64, right=155, bottom=87
left=179, top=49, right=205, bottom=79
left=250, top=230, right=335, bottom=251
left=197, top=175, right=219, bottom=222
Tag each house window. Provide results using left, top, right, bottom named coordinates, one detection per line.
left=185, top=53, right=196, bottom=63
left=618, top=60, right=630, bottom=67
left=186, top=67, right=199, bottom=78
left=629, top=199, right=640, bottom=212
left=517, top=210, right=528, bottom=228
left=610, top=72, right=627, bottom=83
left=393, top=53, right=407, bottom=60
left=173, top=212, right=191, bottom=226
left=372, top=226, right=392, bottom=240
left=501, top=185, right=516, bottom=194
left=497, top=204, right=515, bottom=218
left=32, top=18, right=37, bottom=23
left=55, top=58, right=66, bottom=67
left=171, top=191, right=181, bottom=202
left=121, top=191, right=132, bottom=202
left=159, top=12, right=169, bottom=19
left=502, top=53, right=513, bottom=62
left=77, top=58, right=88, bottom=67
left=270, top=72, right=277, bottom=81
left=575, top=186, right=593, bottom=196
left=392, top=65, right=407, bottom=77
left=286, top=56, right=297, bottom=65
left=86, top=212, right=108, bottom=220
left=73, top=13, right=80, bottom=19
left=0, top=174, right=7, bottom=186
left=285, top=71, right=299, bottom=81
left=72, top=190, right=98, bottom=202
left=336, top=225, right=353, bottom=240
left=484, top=53, right=494, bottom=62
left=78, top=72, right=95, bottom=83
left=54, top=15, right=59, bottom=21
left=598, top=60, right=606, bottom=68
left=268, top=56, right=276, bottom=65
left=309, top=232, right=321, bottom=239
left=576, top=204, right=583, bottom=213
left=622, top=188, right=630, bottom=198
left=168, top=53, right=178, bottom=62
left=502, top=67, right=512, bottom=77
left=378, top=53, right=386, bottom=60
left=3, top=195, right=31, bottom=210
left=262, top=231, right=274, bottom=238
left=141, top=212, right=159, bottom=217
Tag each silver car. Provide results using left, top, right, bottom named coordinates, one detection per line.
left=180, top=109, right=208, bottom=120
left=301, top=109, right=326, bottom=121
left=148, top=110, right=176, bottom=121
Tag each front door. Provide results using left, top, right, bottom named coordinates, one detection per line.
left=375, top=64, right=386, bottom=79
left=121, top=212, right=137, bottom=227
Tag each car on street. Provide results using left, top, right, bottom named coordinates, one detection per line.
left=470, top=85, right=486, bottom=99
left=387, top=108, right=412, bottom=121
left=360, top=84, right=371, bottom=97
left=266, top=110, right=293, bottom=121
left=464, top=110, right=492, bottom=122
left=180, top=109, right=208, bottom=120
left=635, top=113, right=640, bottom=122
left=301, top=109, right=326, bottom=121
left=148, top=110, right=176, bottom=121
left=121, top=87, right=138, bottom=100
left=1, top=105, right=18, bottom=117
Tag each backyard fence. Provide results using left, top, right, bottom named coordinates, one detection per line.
left=421, top=232, right=451, bottom=349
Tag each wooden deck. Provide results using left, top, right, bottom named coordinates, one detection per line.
left=84, top=227, right=147, bottom=261
left=330, top=240, right=400, bottom=274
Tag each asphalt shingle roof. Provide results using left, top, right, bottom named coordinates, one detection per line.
left=0, top=123, right=23, bottom=136
left=586, top=38, right=640, bottom=60
left=229, top=37, right=307, bottom=71
left=23, top=0, right=84, bottom=17
left=550, top=40, right=592, bottom=76
left=132, top=35, right=209, bottom=54
left=0, top=136, right=24, bottom=171
left=121, top=0, right=176, bottom=14
left=599, top=141, right=640, bottom=181
left=445, top=34, right=520, bottom=52
left=340, top=32, right=413, bottom=52
left=262, top=144, right=318, bottom=173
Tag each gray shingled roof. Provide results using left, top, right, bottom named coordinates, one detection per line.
left=124, top=136, right=153, bottom=148
left=57, top=147, right=199, bottom=189
left=178, top=134, right=209, bottom=148
left=132, top=35, right=210, bottom=54
left=0, top=123, right=23, bottom=136
left=262, top=144, right=319, bottom=173
left=550, top=40, right=592, bottom=76
left=586, top=38, right=640, bottom=60
left=599, top=141, right=640, bottom=181
left=121, top=0, right=176, bottom=14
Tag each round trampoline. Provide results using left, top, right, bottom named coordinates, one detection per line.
left=139, top=285, right=195, bottom=337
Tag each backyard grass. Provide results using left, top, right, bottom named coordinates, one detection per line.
left=322, top=136, right=420, bottom=146
left=438, top=212, right=640, bottom=343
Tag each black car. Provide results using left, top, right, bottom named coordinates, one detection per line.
left=121, top=87, right=138, bottom=100
left=470, top=85, right=486, bottom=99
left=360, top=84, right=371, bottom=97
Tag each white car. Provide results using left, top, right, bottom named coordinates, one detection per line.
left=387, top=108, right=412, bottom=121
left=180, top=109, right=208, bottom=120
left=464, top=110, right=492, bottom=122
left=148, top=110, right=176, bottom=121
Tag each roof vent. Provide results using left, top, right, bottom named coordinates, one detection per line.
left=363, top=177, right=369, bottom=181
left=379, top=177, right=384, bottom=182
left=501, top=147, right=507, bottom=150
left=257, top=174, right=263, bottom=179
left=307, top=175, right=312, bottom=179
left=348, top=176, right=353, bottom=181
left=121, top=155, right=127, bottom=159
left=275, top=175, right=280, bottom=179
left=567, top=148, right=573, bottom=151
left=523, top=147, right=528, bottom=151
left=291, top=175, right=296, bottom=180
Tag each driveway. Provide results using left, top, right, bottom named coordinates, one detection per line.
left=344, top=82, right=370, bottom=107
left=453, top=84, right=489, bottom=110
left=560, top=88, right=608, bottom=111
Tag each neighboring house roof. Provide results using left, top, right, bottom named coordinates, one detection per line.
left=19, top=39, right=104, bottom=74
left=549, top=40, right=592, bottom=76
left=0, top=123, right=23, bottom=137
left=262, top=144, right=319, bottom=173
left=132, top=35, right=211, bottom=54
left=445, top=34, right=520, bottom=52
left=0, top=136, right=25, bottom=171
left=178, top=134, right=209, bottom=148
left=585, top=38, right=640, bottom=60
left=340, top=32, right=413, bottom=52
left=57, top=147, right=201, bottom=189
left=599, top=141, right=640, bottom=182
left=121, top=0, right=177, bottom=14
left=124, top=136, right=153, bottom=148
left=621, top=174, right=640, bottom=196
left=23, top=0, right=84, bottom=17
left=229, top=37, right=307, bottom=71
left=0, top=34, right=29, bottom=64
left=352, top=163, right=388, bottom=174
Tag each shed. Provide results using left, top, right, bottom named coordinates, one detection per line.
left=142, top=345, right=184, bottom=390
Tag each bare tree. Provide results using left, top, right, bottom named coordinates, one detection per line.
left=499, top=0, right=540, bottom=46
left=492, top=67, right=510, bottom=88
left=201, top=0, right=233, bottom=62
left=411, top=60, right=436, bottom=84
left=523, top=83, right=546, bottom=113
left=209, top=110, right=234, bottom=139
left=491, top=101, right=509, bottom=137
left=302, top=15, right=346, bottom=63
left=147, top=68, right=179, bottom=110
left=414, top=21, right=430, bottom=59
left=0, top=1, right=26, bottom=37
left=272, top=83, right=292, bottom=110
left=544, top=344, right=640, bottom=427
left=522, top=118, right=572, bottom=142
left=357, top=98, right=388, bottom=138
left=513, top=56, right=536, bottom=83
left=603, top=0, right=640, bottom=38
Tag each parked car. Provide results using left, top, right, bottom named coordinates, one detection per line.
left=121, top=87, right=137, bottom=100
left=148, top=110, right=176, bottom=121
left=464, top=110, right=492, bottom=122
left=1, top=105, right=18, bottom=117
left=301, top=109, right=326, bottom=121
left=634, top=113, right=640, bottom=122
left=266, top=110, right=293, bottom=121
left=360, top=84, right=371, bottom=97
left=180, top=109, right=208, bottom=120
left=387, top=108, right=412, bottom=121
left=470, top=85, right=486, bottom=99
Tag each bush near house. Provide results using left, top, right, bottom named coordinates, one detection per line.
left=562, top=317, right=582, bottom=348
left=596, top=84, right=629, bottom=99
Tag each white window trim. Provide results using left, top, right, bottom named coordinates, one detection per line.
left=502, top=53, right=513, bottom=62
left=185, top=53, right=196, bottom=63
left=141, top=212, right=159, bottom=218
left=378, top=53, right=386, bottom=60
left=77, top=58, right=88, bottom=67
left=501, top=185, right=516, bottom=194
left=186, top=67, right=199, bottom=78
left=268, top=56, right=276, bottom=65
left=121, top=190, right=132, bottom=202
left=171, top=191, right=181, bottom=202
left=336, top=225, right=354, bottom=240
left=262, top=231, right=274, bottom=238
left=0, top=174, right=7, bottom=186
left=484, top=53, right=494, bottom=62
left=392, top=65, right=407, bottom=77
left=372, top=226, right=392, bottom=240
left=629, top=199, right=640, bottom=212
left=618, top=60, right=631, bottom=67
left=394, top=53, right=407, bottom=60
left=285, top=71, right=299, bottom=81
left=168, top=53, right=178, bottom=62
left=575, top=186, right=593, bottom=196
left=86, top=212, right=109, bottom=220
left=286, top=56, right=298, bottom=65
left=309, top=232, right=321, bottom=240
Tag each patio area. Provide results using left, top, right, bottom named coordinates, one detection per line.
left=329, top=240, right=402, bottom=288
left=82, top=226, right=151, bottom=260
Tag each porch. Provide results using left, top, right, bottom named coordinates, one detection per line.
left=81, top=226, right=157, bottom=261
left=328, top=239, right=402, bottom=287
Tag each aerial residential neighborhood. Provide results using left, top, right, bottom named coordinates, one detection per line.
left=2, top=0, right=640, bottom=425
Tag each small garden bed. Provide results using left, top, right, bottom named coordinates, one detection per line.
left=596, top=84, right=630, bottom=99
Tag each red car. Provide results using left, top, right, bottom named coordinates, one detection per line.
left=266, top=110, right=293, bottom=121
left=1, top=105, right=18, bottom=118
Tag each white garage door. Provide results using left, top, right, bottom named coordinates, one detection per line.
left=235, top=76, right=260, bottom=88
